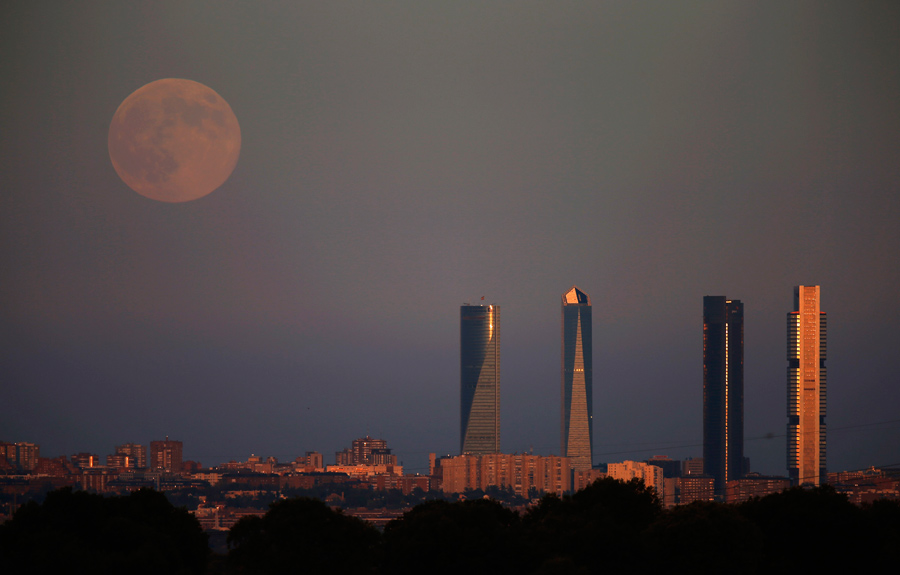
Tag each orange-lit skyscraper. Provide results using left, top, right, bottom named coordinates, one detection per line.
left=460, top=304, right=500, bottom=455
left=787, top=285, right=827, bottom=485
left=561, top=286, right=593, bottom=471
left=703, top=296, right=744, bottom=495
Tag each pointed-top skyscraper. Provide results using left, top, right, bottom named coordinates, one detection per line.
left=561, top=286, right=593, bottom=471
left=787, top=285, right=826, bottom=485
left=460, top=303, right=500, bottom=455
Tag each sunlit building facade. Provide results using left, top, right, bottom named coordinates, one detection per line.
left=561, top=286, right=593, bottom=471
left=787, top=285, right=827, bottom=485
left=573, top=468, right=606, bottom=492
left=460, top=304, right=500, bottom=455
left=703, top=296, right=745, bottom=495
left=435, top=453, right=571, bottom=496
left=607, top=460, right=665, bottom=498
left=726, top=474, right=791, bottom=503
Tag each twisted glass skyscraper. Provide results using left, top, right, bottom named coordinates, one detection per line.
left=561, top=287, right=592, bottom=471
left=460, top=304, right=500, bottom=455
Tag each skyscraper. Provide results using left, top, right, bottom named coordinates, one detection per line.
left=703, top=296, right=744, bottom=495
left=335, top=436, right=395, bottom=466
left=150, top=437, right=183, bottom=472
left=115, top=442, right=147, bottom=468
left=460, top=304, right=500, bottom=455
left=561, top=286, right=593, bottom=471
left=14, top=442, right=40, bottom=471
left=787, top=285, right=826, bottom=486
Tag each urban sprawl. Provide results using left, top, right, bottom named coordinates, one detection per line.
left=3, top=285, right=897, bottom=530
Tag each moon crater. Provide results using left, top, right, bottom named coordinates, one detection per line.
left=108, top=78, right=241, bottom=203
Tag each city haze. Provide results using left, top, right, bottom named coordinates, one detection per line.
left=2, top=2, right=899, bottom=475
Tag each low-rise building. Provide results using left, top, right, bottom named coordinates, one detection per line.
left=192, top=471, right=224, bottom=486
left=607, top=460, right=665, bottom=499
left=682, top=457, right=704, bottom=476
left=434, top=453, right=571, bottom=496
left=573, top=468, right=606, bottom=492
left=294, top=451, right=324, bottom=472
left=725, top=474, right=791, bottom=503
left=677, top=474, right=715, bottom=505
left=325, top=464, right=403, bottom=479
left=829, top=468, right=900, bottom=504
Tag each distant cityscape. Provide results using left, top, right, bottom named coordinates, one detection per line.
left=3, top=285, right=898, bottom=528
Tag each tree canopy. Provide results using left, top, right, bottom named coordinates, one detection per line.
left=226, top=496, right=381, bottom=574
left=3, top=481, right=897, bottom=574
left=0, top=487, right=207, bottom=575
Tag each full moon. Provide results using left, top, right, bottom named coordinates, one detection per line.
left=108, top=78, right=241, bottom=203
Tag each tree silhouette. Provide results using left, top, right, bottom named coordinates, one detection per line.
left=859, top=498, right=900, bottom=568
left=382, top=498, right=523, bottom=575
left=522, top=477, right=661, bottom=573
left=738, top=485, right=863, bottom=571
left=0, top=487, right=207, bottom=575
left=226, top=497, right=380, bottom=574
left=643, top=501, right=762, bottom=573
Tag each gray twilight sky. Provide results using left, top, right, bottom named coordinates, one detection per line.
left=2, top=2, right=899, bottom=476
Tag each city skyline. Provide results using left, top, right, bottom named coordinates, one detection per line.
left=561, top=286, right=593, bottom=471
left=2, top=3, right=899, bottom=476
left=1, top=284, right=878, bottom=479
left=0, top=284, right=894, bottom=477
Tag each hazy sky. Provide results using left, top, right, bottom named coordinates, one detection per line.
left=2, top=1, right=898, bottom=476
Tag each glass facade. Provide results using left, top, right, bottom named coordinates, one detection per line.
left=787, top=285, right=826, bottom=485
left=561, top=287, right=593, bottom=471
left=703, top=296, right=745, bottom=496
left=460, top=305, right=500, bottom=455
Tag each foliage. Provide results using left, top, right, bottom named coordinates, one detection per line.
left=643, top=501, right=762, bottom=573
left=279, top=485, right=449, bottom=509
left=461, top=484, right=529, bottom=506
left=859, top=498, right=900, bottom=568
left=0, top=487, right=208, bottom=575
left=164, top=488, right=204, bottom=510
left=522, top=477, right=661, bottom=573
left=382, top=498, right=524, bottom=575
left=4, top=480, right=899, bottom=574
left=226, top=497, right=381, bottom=574
left=739, top=485, right=867, bottom=571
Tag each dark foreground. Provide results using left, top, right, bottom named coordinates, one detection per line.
left=2, top=479, right=898, bottom=574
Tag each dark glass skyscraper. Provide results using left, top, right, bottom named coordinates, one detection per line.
left=703, top=296, right=744, bottom=495
left=460, top=304, right=500, bottom=455
left=787, top=285, right=826, bottom=485
left=561, top=286, right=593, bottom=471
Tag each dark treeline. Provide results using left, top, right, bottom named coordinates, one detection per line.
left=0, top=487, right=207, bottom=574
left=2, top=479, right=899, bottom=574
